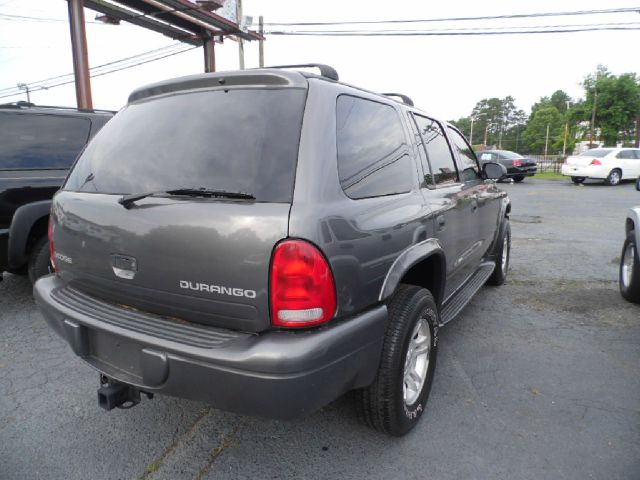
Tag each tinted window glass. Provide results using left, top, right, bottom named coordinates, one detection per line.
left=412, top=114, right=457, bottom=186
left=617, top=150, right=634, bottom=159
left=634, top=150, right=640, bottom=159
left=0, top=112, right=90, bottom=169
left=500, top=150, right=523, bottom=160
left=580, top=149, right=612, bottom=158
left=336, top=95, right=413, bottom=199
left=447, top=127, right=480, bottom=182
left=65, top=89, right=306, bottom=203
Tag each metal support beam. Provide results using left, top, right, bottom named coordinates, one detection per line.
left=203, top=37, right=215, bottom=72
left=67, top=0, right=93, bottom=109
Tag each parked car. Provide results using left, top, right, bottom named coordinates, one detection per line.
left=620, top=178, right=640, bottom=303
left=0, top=102, right=113, bottom=282
left=476, top=150, right=537, bottom=182
left=34, top=64, right=510, bottom=436
left=561, top=147, right=640, bottom=185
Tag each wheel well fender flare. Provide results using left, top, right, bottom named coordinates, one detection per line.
left=378, top=238, right=446, bottom=306
left=8, top=200, right=52, bottom=268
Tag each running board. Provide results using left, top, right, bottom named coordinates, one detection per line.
left=439, top=262, right=495, bottom=326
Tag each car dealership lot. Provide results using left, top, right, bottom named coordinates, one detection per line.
left=1, top=178, right=639, bottom=480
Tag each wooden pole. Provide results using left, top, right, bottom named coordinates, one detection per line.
left=258, top=16, right=264, bottom=67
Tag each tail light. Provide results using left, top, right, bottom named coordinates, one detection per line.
left=48, top=216, right=57, bottom=273
left=512, top=160, right=522, bottom=167
left=270, top=239, right=336, bottom=328
left=590, top=159, right=602, bottom=166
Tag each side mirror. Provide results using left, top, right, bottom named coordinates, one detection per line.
left=482, top=162, right=507, bottom=180
left=636, top=176, right=640, bottom=191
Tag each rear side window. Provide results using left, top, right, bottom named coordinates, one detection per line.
left=65, top=89, right=306, bottom=202
left=412, top=114, right=458, bottom=186
left=617, top=150, right=635, bottom=159
left=0, top=112, right=90, bottom=169
left=447, top=127, right=480, bottom=182
left=580, top=149, right=612, bottom=158
left=336, top=95, right=413, bottom=199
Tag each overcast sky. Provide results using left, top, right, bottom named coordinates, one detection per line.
left=0, top=0, right=639, bottom=119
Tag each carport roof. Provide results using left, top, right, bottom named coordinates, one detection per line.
left=84, top=0, right=262, bottom=45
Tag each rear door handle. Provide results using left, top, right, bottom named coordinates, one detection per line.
left=437, top=215, right=446, bottom=231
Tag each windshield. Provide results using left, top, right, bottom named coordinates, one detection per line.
left=579, top=149, right=613, bottom=158
left=64, top=88, right=307, bottom=202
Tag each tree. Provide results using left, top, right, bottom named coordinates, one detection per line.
left=582, top=66, right=640, bottom=146
left=521, top=106, right=564, bottom=155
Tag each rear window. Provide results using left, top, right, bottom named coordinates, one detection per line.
left=0, top=112, right=91, bottom=169
left=580, top=149, right=612, bottom=158
left=500, top=151, right=523, bottom=160
left=65, top=88, right=307, bottom=203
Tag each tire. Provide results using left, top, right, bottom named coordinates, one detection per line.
left=487, top=221, right=510, bottom=286
left=605, top=169, right=622, bottom=186
left=356, top=284, right=438, bottom=436
left=512, top=175, right=525, bottom=183
left=619, top=230, right=640, bottom=303
left=571, top=176, right=586, bottom=184
left=28, top=237, right=51, bottom=284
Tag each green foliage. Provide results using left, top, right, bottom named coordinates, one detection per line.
left=521, top=106, right=564, bottom=155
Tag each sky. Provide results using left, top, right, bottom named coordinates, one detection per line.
left=0, top=0, right=639, bottom=120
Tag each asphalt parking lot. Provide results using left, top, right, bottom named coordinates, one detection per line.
left=1, top=178, right=639, bottom=480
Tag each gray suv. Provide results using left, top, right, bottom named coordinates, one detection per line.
left=35, top=64, right=510, bottom=436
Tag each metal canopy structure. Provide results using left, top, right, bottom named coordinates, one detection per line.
left=66, top=0, right=261, bottom=109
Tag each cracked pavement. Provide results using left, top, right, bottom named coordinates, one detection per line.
left=1, top=178, right=639, bottom=479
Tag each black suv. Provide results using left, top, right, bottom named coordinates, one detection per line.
left=35, top=65, right=510, bottom=436
left=0, top=102, right=113, bottom=282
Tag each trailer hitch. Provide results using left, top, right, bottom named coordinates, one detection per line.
left=97, top=375, right=153, bottom=411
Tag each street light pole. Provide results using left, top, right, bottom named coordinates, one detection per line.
left=469, top=117, right=474, bottom=145
left=544, top=123, right=550, bottom=159
left=562, top=100, right=570, bottom=157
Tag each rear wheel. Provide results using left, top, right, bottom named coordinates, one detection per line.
left=571, top=176, right=586, bottom=184
left=28, top=237, right=51, bottom=284
left=512, top=175, right=525, bottom=183
left=356, top=284, right=438, bottom=436
left=605, top=169, right=622, bottom=186
left=488, top=221, right=510, bottom=286
left=620, top=230, right=640, bottom=303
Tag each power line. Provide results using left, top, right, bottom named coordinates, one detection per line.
left=0, top=12, right=104, bottom=24
left=266, top=25, right=640, bottom=36
left=0, top=44, right=197, bottom=100
left=0, top=43, right=187, bottom=95
left=263, top=6, right=640, bottom=26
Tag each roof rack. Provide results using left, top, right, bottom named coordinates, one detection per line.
left=266, top=63, right=339, bottom=81
left=0, top=101, right=115, bottom=114
left=381, top=93, right=414, bottom=107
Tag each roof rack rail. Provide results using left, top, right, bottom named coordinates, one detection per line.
left=0, top=101, right=114, bottom=114
left=381, top=93, right=414, bottom=107
left=266, top=63, right=339, bottom=81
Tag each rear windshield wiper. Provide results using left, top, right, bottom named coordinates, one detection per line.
left=118, top=188, right=255, bottom=209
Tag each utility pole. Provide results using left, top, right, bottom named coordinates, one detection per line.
left=544, top=123, right=550, bottom=159
left=589, top=87, right=597, bottom=148
left=483, top=123, right=489, bottom=146
left=562, top=100, right=570, bottom=157
left=203, top=34, right=216, bottom=73
left=17, top=83, right=30, bottom=103
left=469, top=117, right=474, bottom=145
left=67, top=0, right=92, bottom=109
left=258, top=16, right=264, bottom=67
left=636, top=117, right=640, bottom=148
left=237, top=0, right=244, bottom=69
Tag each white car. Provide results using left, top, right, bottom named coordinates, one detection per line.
left=561, top=148, right=640, bottom=185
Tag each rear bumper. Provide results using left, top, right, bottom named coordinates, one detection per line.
left=506, top=165, right=537, bottom=177
left=34, top=274, right=387, bottom=419
left=561, top=164, right=608, bottom=179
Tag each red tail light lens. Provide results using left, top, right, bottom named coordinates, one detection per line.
left=48, top=216, right=57, bottom=272
left=590, top=159, right=602, bottom=166
left=512, top=160, right=522, bottom=167
left=270, top=239, right=336, bottom=327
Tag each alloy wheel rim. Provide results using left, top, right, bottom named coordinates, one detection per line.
left=622, top=243, right=635, bottom=287
left=403, top=318, right=431, bottom=406
left=611, top=171, right=621, bottom=184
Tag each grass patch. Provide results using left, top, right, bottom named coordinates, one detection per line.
left=532, top=171, right=565, bottom=180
